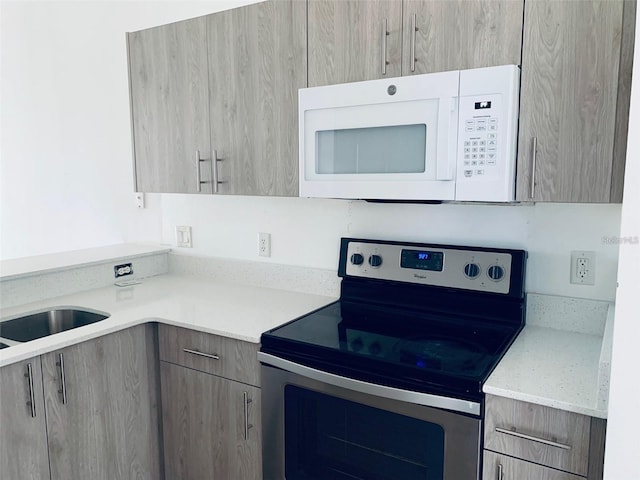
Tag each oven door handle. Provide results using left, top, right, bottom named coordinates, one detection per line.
left=258, top=352, right=481, bottom=416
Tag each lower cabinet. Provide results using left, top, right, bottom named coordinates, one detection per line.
left=0, top=325, right=162, bottom=480
left=483, top=395, right=606, bottom=480
left=0, top=359, right=50, bottom=480
left=483, top=451, right=584, bottom=480
left=158, top=324, right=262, bottom=480
left=160, top=361, right=262, bottom=480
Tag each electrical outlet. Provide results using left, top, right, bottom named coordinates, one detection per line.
left=114, top=263, right=133, bottom=278
left=134, top=192, right=145, bottom=209
left=570, top=251, right=595, bottom=285
left=176, top=226, right=193, bottom=248
left=258, top=232, right=271, bottom=257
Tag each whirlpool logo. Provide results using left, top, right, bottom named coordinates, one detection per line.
left=414, top=273, right=427, bottom=280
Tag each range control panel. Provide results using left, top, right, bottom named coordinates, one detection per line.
left=342, top=239, right=518, bottom=295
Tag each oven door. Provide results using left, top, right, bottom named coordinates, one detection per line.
left=260, top=357, right=481, bottom=480
left=298, top=71, right=459, bottom=201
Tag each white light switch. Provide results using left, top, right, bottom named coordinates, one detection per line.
left=176, top=226, right=192, bottom=248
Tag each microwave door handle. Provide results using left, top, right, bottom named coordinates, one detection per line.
left=436, top=96, right=458, bottom=181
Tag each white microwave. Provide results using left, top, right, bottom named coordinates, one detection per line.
left=299, top=65, right=520, bottom=202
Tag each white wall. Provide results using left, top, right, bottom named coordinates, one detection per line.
left=0, top=0, right=260, bottom=260
left=162, top=196, right=622, bottom=301
left=603, top=8, right=640, bottom=478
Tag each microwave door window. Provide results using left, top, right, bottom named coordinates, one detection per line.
left=316, top=124, right=427, bottom=174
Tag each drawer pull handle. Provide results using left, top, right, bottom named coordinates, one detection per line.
left=183, top=348, right=220, bottom=360
left=495, top=427, right=571, bottom=450
left=497, top=463, right=503, bottom=480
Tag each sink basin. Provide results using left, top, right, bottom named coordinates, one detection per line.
left=0, top=309, right=110, bottom=342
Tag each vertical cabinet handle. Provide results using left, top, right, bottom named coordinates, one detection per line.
left=530, top=137, right=537, bottom=199
left=243, top=391, right=254, bottom=441
left=24, top=363, right=36, bottom=418
left=410, top=13, right=418, bottom=72
left=212, top=149, right=224, bottom=194
left=381, top=18, right=389, bottom=75
left=497, top=463, right=503, bottom=480
left=56, top=353, right=67, bottom=405
left=195, top=149, right=209, bottom=193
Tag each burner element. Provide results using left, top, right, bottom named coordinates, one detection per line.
left=393, top=336, right=489, bottom=373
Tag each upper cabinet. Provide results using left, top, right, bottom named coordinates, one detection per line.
left=308, top=0, right=403, bottom=86
left=401, top=0, right=523, bottom=75
left=308, top=0, right=523, bottom=87
left=128, top=18, right=212, bottom=194
left=128, top=0, right=306, bottom=196
left=207, top=0, right=306, bottom=196
left=516, top=0, right=635, bottom=202
left=128, top=0, right=634, bottom=203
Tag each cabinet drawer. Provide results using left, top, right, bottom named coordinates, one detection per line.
left=158, top=324, right=260, bottom=386
left=483, top=451, right=584, bottom=480
left=484, top=395, right=590, bottom=476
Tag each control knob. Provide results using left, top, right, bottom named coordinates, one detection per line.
left=464, top=263, right=481, bottom=279
left=369, top=341, right=382, bottom=356
left=487, top=265, right=505, bottom=281
left=350, top=253, right=364, bottom=266
left=350, top=338, right=364, bottom=352
left=368, top=254, right=383, bottom=268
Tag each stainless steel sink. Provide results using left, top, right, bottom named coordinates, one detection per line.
left=0, top=309, right=110, bottom=342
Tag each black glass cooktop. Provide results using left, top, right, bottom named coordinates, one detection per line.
left=261, top=300, right=522, bottom=404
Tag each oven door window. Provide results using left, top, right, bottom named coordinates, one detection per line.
left=284, top=385, right=445, bottom=480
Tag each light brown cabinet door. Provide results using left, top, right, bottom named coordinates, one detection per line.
left=207, top=0, right=306, bottom=196
left=161, top=361, right=262, bottom=480
left=401, top=0, right=523, bottom=75
left=483, top=451, right=584, bottom=480
left=308, top=0, right=403, bottom=86
left=516, top=0, right=625, bottom=202
left=484, top=395, right=591, bottom=476
left=128, top=17, right=212, bottom=194
left=41, top=326, right=161, bottom=480
left=0, top=359, right=50, bottom=480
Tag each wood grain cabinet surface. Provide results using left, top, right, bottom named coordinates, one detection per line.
left=516, top=0, right=635, bottom=202
left=158, top=323, right=260, bottom=386
left=207, top=0, right=306, bottom=196
left=483, top=451, right=584, bottom=480
left=158, top=324, right=262, bottom=480
left=0, top=359, right=50, bottom=480
left=0, top=325, right=162, bottom=480
left=160, top=361, right=262, bottom=480
left=308, top=0, right=522, bottom=87
left=128, top=17, right=211, bottom=194
left=484, top=395, right=606, bottom=480
left=401, top=0, right=523, bottom=76
left=128, top=0, right=305, bottom=197
left=308, top=0, right=403, bottom=86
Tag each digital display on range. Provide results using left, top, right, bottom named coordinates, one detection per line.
left=400, top=249, right=444, bottom=272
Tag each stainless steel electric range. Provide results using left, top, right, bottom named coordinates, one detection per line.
left=259, top=238, right=527, bottom=480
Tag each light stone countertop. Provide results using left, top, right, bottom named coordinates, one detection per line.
left=0, top=245, right=613, bottom=419
left=483, top=295, right=614, bottom=419
left=0, top=273, right=337, bottom=368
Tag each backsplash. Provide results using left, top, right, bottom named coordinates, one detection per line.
left=0, top=251, right=169, bottom=310
left=168, top=254, right=340, bottom=298
left=161, top=196, right=622, bottom=302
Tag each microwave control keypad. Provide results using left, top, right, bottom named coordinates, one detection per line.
left=462, top=117, right=498, bottom=177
